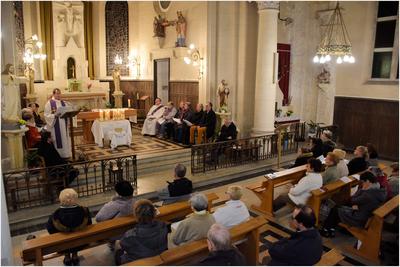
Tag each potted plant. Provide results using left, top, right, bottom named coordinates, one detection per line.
left=307, top=120, right=324, bottom=137
left=18, top=119, right=27, bottom=129
left=286, top=110, right=294, bottom=117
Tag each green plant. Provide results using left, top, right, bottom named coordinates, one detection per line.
left=286, top=110, right=294, bottom=116
left=307, top=120, right=324, bottom=133
left=218, top=104, right=229, bottom=113
left=18, top=119, right=26, bottom=125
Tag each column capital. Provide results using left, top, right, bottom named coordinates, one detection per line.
left=257, top=1, right=280, bottom=11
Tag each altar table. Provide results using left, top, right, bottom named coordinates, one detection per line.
left=91, top=120, right=132, bottom=148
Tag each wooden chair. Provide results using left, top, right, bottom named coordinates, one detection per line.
left=21, top=193, right=219, bottom=265
left=338, top=195, right=399, bottom=263
left=246, top=165, right=307, bottom=217
left=124, top=216, right=267, bottom=266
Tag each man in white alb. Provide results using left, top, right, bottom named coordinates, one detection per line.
left=44, top=88, right=72, bottom=159
left=141, top=97, right=164, bottom=136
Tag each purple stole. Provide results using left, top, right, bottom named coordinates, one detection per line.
left=150, top=105, right=164, bottom=115
left=50, top=99, right=66, bottom=149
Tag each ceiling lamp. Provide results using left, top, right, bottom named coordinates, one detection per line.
left=313, top=2, right=355, bottom=64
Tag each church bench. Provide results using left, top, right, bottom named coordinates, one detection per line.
left=338, top=194, right=399, bottom=264
left=124, top=216, right=267, bottom=266
left=21, top=192, right=218, bottom=265
left=309, top=175, right=359, bottom=226
left=315, top=249, right=344, bottom=266
left=246, top=165, right=307, bottom=217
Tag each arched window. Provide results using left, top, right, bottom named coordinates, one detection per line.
left=105, top=1, right=129, bottom=76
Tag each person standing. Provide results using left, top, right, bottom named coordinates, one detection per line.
left=44, top=88, right=72, bottom=159
left=199, top=102, right=217, bottom=142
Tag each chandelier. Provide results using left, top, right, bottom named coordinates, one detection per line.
left=313, top=2, right=355, bottom=64
left=23, top=34, right=46, bottom=65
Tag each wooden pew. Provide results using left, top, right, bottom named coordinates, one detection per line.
left=339, top=194, right=399, bottom=264
left=125, top=216, right=267, bottom=266
left=246, top=165, right=307, bottom=217
left=21, top=193, right=218, bottom=265
left=308, top=176, right=359, bottom=226
left=315, top=249, right=344, bottom=266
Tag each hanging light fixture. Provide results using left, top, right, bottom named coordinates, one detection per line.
left=313, top=2, right=355, bottom=64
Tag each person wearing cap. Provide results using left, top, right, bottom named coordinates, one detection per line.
left=212, top=186, right=250, bottom=228
left=265, top=205, right=323, bottom=266
left=321, top=130, right=336, bottom=157
left=28, top=102, right=45, bottom=127
left=96, top=180, right=135, bottom=222
left=332, top=149, right=349, bottom=177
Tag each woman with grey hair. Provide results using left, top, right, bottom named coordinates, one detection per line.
left=172, top=193, right=215, bottom=246
left=198, top=224, right=246, bottom=266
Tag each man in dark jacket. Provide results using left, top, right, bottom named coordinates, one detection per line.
left=266, top=205, right=323, bottom=266
left=321, top=130, right=336, bottom=157
left=216, top=119, right=237, bottom=142
left=199, top=102, right=217, bottom=141
left=199, top=223, right=246, bottom=266
left=158, top=164, right=193, bottom=204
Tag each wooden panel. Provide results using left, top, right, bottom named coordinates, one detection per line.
left=169, top=81, right=199, bottom=107
left=333, top=96, right=399, bottom=160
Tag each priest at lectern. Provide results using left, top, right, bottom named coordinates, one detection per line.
left=44, top=88, right=72, bottom=159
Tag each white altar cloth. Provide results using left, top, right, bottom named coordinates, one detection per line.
left=91, top=119, right=132, bottom=148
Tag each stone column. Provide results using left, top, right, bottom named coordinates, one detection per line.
left=252, top=1, right=279, bottom=135
left=1, top=128, right=28, bottom=170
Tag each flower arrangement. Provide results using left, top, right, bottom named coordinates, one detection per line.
left=307, top=120, right=324, bottom=134
left=218, top=104, right=229, bottom=113
left=286, top=110, right=294, bottom=117
left=18, top=119, right=27, bottom=126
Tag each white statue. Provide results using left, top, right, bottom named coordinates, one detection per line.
left=1, top=64, right=22, bottom=121
left=217, top=79, right=230, bottom=109
left=112, top=66, right=121, bottom=92
left=24, top=65, right=35, bottom=95
left=57, top=2, right=82, bottom=47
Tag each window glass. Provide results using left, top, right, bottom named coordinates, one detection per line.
left=374, top=20, right=396, bottom=48
left=378, top=1, right=399, bottom=18
left=372, top=52, right=393, bottom=78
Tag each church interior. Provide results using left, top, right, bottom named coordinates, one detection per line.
left=0, top=0, right=399, bottom=266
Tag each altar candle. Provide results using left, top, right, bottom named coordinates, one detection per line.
left=128, top=99, right=131, bottom=108
left=99, top=110, right=103, bottom=121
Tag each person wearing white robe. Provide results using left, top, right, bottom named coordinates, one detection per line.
left=141, top=97, right=165, bottom=136
left=44, top=88, right=72, bottom=159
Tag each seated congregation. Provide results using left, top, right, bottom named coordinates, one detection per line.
left=22, top=136, right=399, bottom=266
left=141, top=98, right=237, bottom=146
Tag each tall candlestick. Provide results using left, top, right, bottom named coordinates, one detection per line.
left=128, top=99, right=131, bottom=108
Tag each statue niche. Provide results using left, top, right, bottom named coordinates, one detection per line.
left=67, top=57, right=76, bottom=79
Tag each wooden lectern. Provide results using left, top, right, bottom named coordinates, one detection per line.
left=61, top=110, right=80, bottom=161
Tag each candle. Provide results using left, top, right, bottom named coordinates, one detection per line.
left=128, top=99, right=131, bottom=108
left=99, top=110, right=103, bottom=121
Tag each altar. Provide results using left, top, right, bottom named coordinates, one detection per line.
left=91, top=119, right=132, bottom=148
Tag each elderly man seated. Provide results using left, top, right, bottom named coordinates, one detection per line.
left=216, top=118, right=237, bottom=142
left=171, top=193, right=215, bottom=246
left=142, top=97, right=164, bottom=136
left=156, top=101, right=177, bottom=138
left=198, top=224, right=246, bottom=266
left=213, top=186, right=250, bottom=228
left=158, top=164, right=193, bottom=205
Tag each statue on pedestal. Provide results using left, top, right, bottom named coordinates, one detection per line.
left=217, top=79, right=230, bottom=110
left=112, top=66, right=121, bottom=92
left=1, top=64, right=22, bottom=122
left=24, top=65, right=35, bottom=95
left=175, top=11, right=186, bottom=47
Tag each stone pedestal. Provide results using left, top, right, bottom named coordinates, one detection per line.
left=252, top=2, right=279, bottom=136
left=113, top=91, right=125, bottom=108
left=1, top=128, right=28, bottom=170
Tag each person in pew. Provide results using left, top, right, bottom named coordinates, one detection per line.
left=28, top=102, right=45, bottom=127
left=332, top=149, right=349, bottom=177
left=216, top=118, right=237, bottom=142
left=212, top=186, right=250, bottom=228
left=166, top=101, right=184, bottom=140
left=46, top=188, right=92, bottom=266
left=292, top=147, right=313, bottom=168
left=172, top=193, right=215, bottom=246
left=198, top=102, right=217, bottom=142
left=310, top=137, right=324, bottom=158
left=156, top=101, right=177, bottom=139
left=198, top=223, right=246, bottom=266
left=369, top=166, right=393, bottom=200
left=96, top=181, right=135, bottom=250
left=347, top=145, right=370, bottom=175
left=321, top=130, right=336, bottom=157
left=158, top=164, right=193, bottom=205
left=116, top=199, right=169, bottom=265
left=388, top=163, right=399, bottom=196
left=322, top=152, right=341, bottom=185
left=37, top=131, right=79, bottom=189
left=189, top=103, right=206, bottom=144
left=264, top=205, right=323, bottom=266
left=366, top=143, right=379, bottom=167
left=320, top=171, right=386, bottom=238
left=22, top=108, right=41, bottom=148
left=273, top=158, right=323, bottom=212
left=141, top=97, right=164, bottom=136
left=174, top=102, right=194, bottom=144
